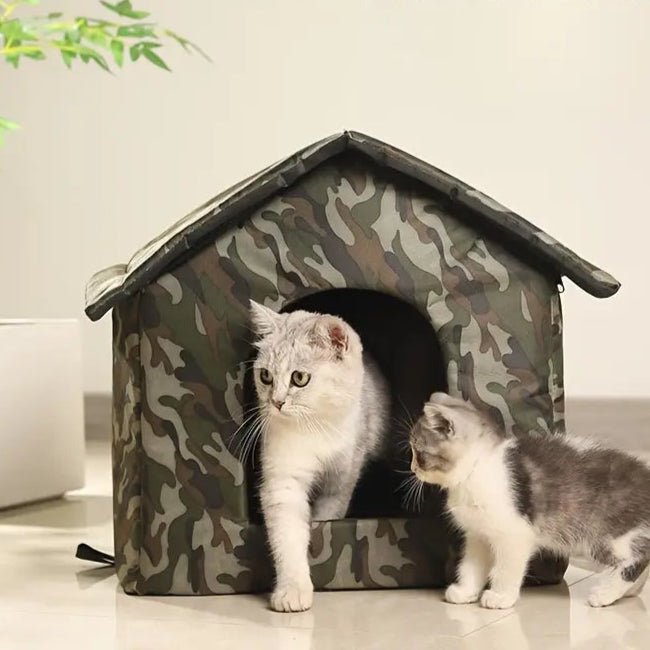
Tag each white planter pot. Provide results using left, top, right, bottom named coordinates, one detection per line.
left=0, top=319, right=84, bottom=508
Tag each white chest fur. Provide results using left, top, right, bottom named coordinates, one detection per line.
left=262, top=413, right=357, bottom=480
left=445, top=444, right=524, bottom=540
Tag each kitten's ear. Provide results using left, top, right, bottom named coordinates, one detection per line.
left=249, top=300, right=282, bottom=337
left=311, top=316, right=350, bottom=359
left=429, top=392, right=461, bottom=407
left=423, top=403, right=454, bottom=438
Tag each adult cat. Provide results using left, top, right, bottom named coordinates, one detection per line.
left=249, top=300, right=390, bottom=612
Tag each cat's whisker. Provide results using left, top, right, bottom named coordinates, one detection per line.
left=233, top=409, right=269, bottom=460
left=240, top=416, right=266, bottom=466
left=403, top=482, right=418, bottom=512
left=396, top=397, right=418, bottom=428
left=414, top=479, right=425, bottom=512
left=242, top=426, right=264, bottom=468
left=392, top=418, right=410, bottom=434
left=238, top=359, right=259, bottom=369
left=394, top=436, right=413, bottom=453
left=234, top=424, right=256, bottom=461
left=397, top=472, right=425, bottom=513
left=228, top=409, right=265, bottom=451
left=225, top=403, right=265, bottom=428
left=249, top=417, right=269, bottom=469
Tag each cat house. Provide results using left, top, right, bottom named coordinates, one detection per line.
left=85, top=131, right=619, bottom=596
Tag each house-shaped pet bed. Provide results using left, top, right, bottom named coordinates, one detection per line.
left=86, top=131, right=619, bottom=596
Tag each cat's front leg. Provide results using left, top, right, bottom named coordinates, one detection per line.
left=445, top=533, right=491, bottom=604
left=312, top=457, right=359, bottom=521
left=261, top=474, right=314, bottom=612
left=480, top=532, right=535, bottom=610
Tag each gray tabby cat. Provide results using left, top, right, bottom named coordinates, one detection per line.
left=410, top=392, right=650, bottom=609
left=249, top=301, right=390, bottom=612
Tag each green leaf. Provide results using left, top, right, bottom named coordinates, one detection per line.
left=0, top=117, right=20, bottom=145
left=142, top=45, right=170, bottom=71
left=0, top=117, right=20, bottom=131
left=84, top=28, right=109, bottom=49
left=129, top=43, right=141, bottom=62
left=116, top=24, right=155, bottom=38
left=93, top=53, right=110, bottom=71
left=23, top=49, right=46, bottom=61
left=5, top=53, right=20, bottom=68
left=110, top=38, right=124, bottom=66
left=100, top=1, right=150, bottom=20
left=48, top=12, right=64, bottom=19
left=76, top=46, right=110, bottom=72
left=65, top=29, right=81, bottom=44
left=0, top=20, right=20, bottom=41
left=165, top=29, right=211, bottom=61
left=42, top=22, right=76, bottom=34
left=60, top=48, right=76, bottom=68
left=1, top=19, right=38, bottom=43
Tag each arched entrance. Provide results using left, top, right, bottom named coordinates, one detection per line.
left=243, top=288, right=447, bottom=522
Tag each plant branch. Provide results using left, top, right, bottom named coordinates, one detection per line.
left=0, top=1, right=209, bottom=147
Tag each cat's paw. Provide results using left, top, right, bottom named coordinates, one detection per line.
left=587, top=586, right=621, bottom=608
left=270, top=580, right=314, bottom=612
left=444, top=583, right=480, bottom=604
left=480, top=589, right=518, bottom=609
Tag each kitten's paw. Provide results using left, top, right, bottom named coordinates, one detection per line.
left=270, top=580, right=314, bottom=612
left=588, top=586, right=621, bottom=608
left=444, top=583, right=480, bottom=604
left=480, top=589, right=518, bottom=609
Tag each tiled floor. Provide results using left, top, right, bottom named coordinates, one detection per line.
left=2, top=437, right=650, bottom=649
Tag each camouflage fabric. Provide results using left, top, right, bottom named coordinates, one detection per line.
left=86, top=131, right=619, bottom=322
left=112, top=296, right=142, bottom=592
left=108, top=153, right=574, bottom=595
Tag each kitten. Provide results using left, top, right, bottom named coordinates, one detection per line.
left=249, top=300, right=390, bottom=612
left=410, top=392, right=650, bottom=609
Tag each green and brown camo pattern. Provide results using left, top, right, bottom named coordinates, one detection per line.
left=112, top=154, right=567, bottom=595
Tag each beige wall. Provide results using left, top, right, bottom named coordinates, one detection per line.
left=1, top=1, right=648, bottom=397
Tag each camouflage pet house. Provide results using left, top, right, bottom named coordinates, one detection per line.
left=85, top=131, right=619, bottom=596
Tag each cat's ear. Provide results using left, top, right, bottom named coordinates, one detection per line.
left=423, top=403, right=454, bottom=438
left=326, top=320, right=349, bottom=357
left=249, top=300, right=282, bottom=337
left=311, top=316, right=350, bottom=359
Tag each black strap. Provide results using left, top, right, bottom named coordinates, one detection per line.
left=75, top=543, right=115, bottom=567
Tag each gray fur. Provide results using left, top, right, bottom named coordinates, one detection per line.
left=514, top=436, right=650, bottom=552
left=313, top=352, right=390, bottom=516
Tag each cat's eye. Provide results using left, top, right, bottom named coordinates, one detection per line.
left=259, top=368, right=273, bottom=385
left=291, top=370, right=311, bottom=387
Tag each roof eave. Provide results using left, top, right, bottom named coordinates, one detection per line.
left=85, top=130, right=620, bottom=321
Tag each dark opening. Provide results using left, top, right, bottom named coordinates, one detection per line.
left=243, top=289, right=448, bottom=523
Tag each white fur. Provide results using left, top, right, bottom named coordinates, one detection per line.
left=437, top=439, right=536, bottom=610
left=250, top=301, right=388, bottom=612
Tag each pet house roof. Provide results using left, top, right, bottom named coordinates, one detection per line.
left=85, top=131, right=619, bottom=321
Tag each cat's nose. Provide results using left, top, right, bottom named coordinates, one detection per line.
left=271, top=399, right=285, bottom=411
